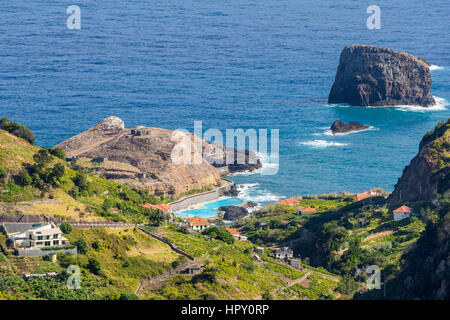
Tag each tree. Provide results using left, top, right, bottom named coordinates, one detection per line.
left=147, top=208, right=165, bottom=226
left=119, top=293, right=139, bottom=300
left=49, top=148, right=66, bottom=160
left=87, top=257, right=102, bottom=275
left=33, top=149, right=52, bottom=167
left=60, top=222, right=72, bottom=234
left=18, top=169, right=32, bottom=186
left=0, top=117, right=35, bottom=144
left=44, top=163, right=65, bottom=186
left=74, top=238, right=88, bottom=254
left=72, top=172, right=89, bottom=191
left=203, top=226, right=235, bottom=244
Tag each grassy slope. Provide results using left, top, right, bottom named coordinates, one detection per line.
left=0, top=227, right=182, bottom=299
left=0, top=128, right=341, bottom=300
left=236, top=196, right=432, bottom=297
left=140, top=225, right=340, bottom=300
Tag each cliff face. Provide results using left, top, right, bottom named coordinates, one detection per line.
left=388, top=118, right=450, bottom=205
left=328, top=45, right=435, bottom=107
left=56, top=117, right=222, bottom=196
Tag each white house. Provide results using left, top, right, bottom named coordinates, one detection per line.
left=3, top=223, right=69, bottom=249
left=393, top=205, right=413, bottom=221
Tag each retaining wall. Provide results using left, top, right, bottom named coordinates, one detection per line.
left=17, top=247, right=77, bottom=257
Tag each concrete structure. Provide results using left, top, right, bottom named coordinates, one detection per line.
left=131, top=127, right=151, bottom=136
left=1, top=223, right=73, bottom=257
left=255, top=247, right=264, bottom=254
left=273, top=247, right=294, bottom=260
left=393, top=205, right=413, bottom=221
left=287, top=258, right=302, bottom=270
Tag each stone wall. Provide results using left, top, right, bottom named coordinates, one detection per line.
left=17, top=247, right=77, bottom=257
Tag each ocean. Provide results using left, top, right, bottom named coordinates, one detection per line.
left=1, top=0, right=449, bottom=204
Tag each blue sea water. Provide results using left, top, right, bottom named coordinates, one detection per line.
left=1, top=1, right=449, bottom=204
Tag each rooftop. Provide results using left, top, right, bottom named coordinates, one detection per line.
left=275, top=198, right=299, bottom=205
left=187, top=216, right=210, bottom=226
left=393, top=205, right=412, bottom=213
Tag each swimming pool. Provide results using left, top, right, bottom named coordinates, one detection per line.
left=203, top=198, right=244, bottom=209
left=176, top=208, right=219, bottom=219
left=175, top=197, right=244, bottom=218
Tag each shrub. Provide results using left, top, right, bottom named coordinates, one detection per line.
left=74, top=238, right=88, bottom=254
left=0, top=166, right=7, bottom=181
left=18, top=170, right=32, bottom=186
left=60, top=222, right=73, bottom=234
left=0, top=117, right=35, bottom=144
left=203, top=226, right=235, bottom=244
left=87, top=257, right=102, bottom=275
left=49, top=148, right=66, bottom=160
left=33, top=149, right=52, bottom=167
left=119, top=293, right=139, bottom=300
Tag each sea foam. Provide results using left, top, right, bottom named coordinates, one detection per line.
left=430, top=64, right=445, bottom=71
left=236, top=183, right=284, bottom=204
left=394, top=96, right=448, bottom=113
left=298, top=140, right=348, bottom=148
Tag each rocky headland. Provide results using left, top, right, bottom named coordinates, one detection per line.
left=330, top=120, right=370, bottom=134
left=56, top=116, right=260, bottom=197
left=387, top=118, right=449, bottom=205
left=328, top=45, right=435, bottom=107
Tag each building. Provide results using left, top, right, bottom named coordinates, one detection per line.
left=354, top=189, right=383, bottom=201
left=275, top=198, right=300, bottom=206
left=1, top=223, right=71, bottom=251
left=273, top=247, right=294, bottom=260
left=287, top=258, right=302, bottom=270
left=142, top=203, right=173, bottom=214
left=225, top=228, right=247, bottom=241
left=393, top=205, right=413, bottom=221
left=298, top=207, right=316, bottom=215
left=131, top=127, right=151, bottom=136
left=354, top=192, right=371, bottom=201
left=187, top=216, right=210, bottom=232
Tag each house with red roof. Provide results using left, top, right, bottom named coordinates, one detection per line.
left=393, top=205, right=413, bottom=221
left=187, top=216, right=210, bottom=232
left=225, top=228, right=247, bottom=241
left=298, top=207, right=316, bottom=215
left=275, top=198, right=299, bottom=206
left=142, top=203, right=173, bottom=214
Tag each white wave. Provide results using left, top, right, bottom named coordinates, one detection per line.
left=394, top=96, right=448, bottom=113
left=430, top=64, right=444, bottom=71
left=319, top=126, right=378, bottom=136
left=298, top=140, right=348, bottom=148
left=228, top=152, right=279, bottom=176
left=237, top=183, right=284, bottom=205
